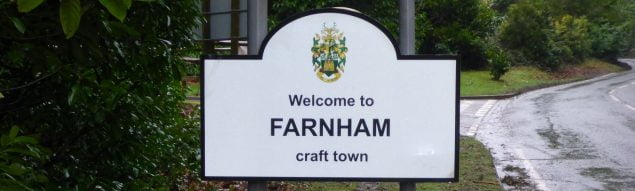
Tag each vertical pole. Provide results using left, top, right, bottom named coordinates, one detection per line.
left=247, top=1, right=268, bottom=190
left=248, top=181, right=267, bottom=191
left=248, top=0, right=268, bottom=55
left=399, top=0, right=415, bottom=55
left=202, top=0, right=212, bottom=54
left=230, top=0, right=240, bottom=54
left=400, top=182, right=416, bottom=191
left=399, top=0, right=416, bottom=190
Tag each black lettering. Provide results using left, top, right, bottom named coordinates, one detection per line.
left=373, top=118, right=390, bottom=137
left=320, top=118, right=334, bottom=136
left=302, top=118, right=317, bottom=136
left=271, top=118, right=283, bottom=136
left=289, top=94, right=303, bottom=106
left=354, top=119, right=370, bottom=136
left=284, top=118, right=300, bottom=136
left=296, top=153, right=303, bottom=161
left=337, top=118, right=352, bottom=136
left=324, top=98, right=332, bottom=106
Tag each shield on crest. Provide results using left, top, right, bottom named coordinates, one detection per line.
left=311, top=23, right=348, bottom=83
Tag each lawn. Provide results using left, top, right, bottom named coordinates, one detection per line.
left=186, top=82, right=200, bottom=97
left=461, top=59, right=624, bottom=96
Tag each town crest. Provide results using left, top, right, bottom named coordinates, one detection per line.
left=311, top=23, right=348, bottom=83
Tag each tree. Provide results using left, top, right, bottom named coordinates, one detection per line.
left=0, top=0, right=200, bottom=189
left=499, top=1, right=556, bottom=69
left=500, top=0, right=635, bottom=70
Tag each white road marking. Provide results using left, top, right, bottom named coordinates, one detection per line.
left=460, top=101, right=473, bottom=113
left=466, top=100, right=496, bottom=136
left=515, top=149, right=551, bottom=191
left=608, top=81, right=635, bottom=112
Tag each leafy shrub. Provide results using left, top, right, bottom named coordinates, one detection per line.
left=0, top=126, right=50, bottom=190
left=1, top=0, right=201, bottom=189
left=589, top=21, right=635, bottom=59
left=499, top=1, right=561, bottom=70
left=418, top=0, right=496, bottom=69
left=500, top=0, right=635, bottom=71
left=551, top=15, right=592, bottom=63
left=487, top=47, right=511, bottom=80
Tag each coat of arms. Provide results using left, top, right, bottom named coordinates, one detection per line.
left=312, top=23, right=348, bottom=83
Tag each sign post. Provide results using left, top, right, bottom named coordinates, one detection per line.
left=201, top=8, right=459, bottom=186
left=399, top=0, right=416, bottom=190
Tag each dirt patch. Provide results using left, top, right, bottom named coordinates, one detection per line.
left=501, top=165, right=536, bottom=190
left=554, top=60, right=622, bottom=80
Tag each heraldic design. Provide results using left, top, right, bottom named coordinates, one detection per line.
left=311, top=23, right=348, bottom=83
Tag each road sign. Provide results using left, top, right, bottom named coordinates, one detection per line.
left=201, top=8, right=459, bottom=182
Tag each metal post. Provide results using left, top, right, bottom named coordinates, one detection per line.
left=247, top=0, right=268, bottom=189
left=248, top=181, right=267, bottom=191
left=399, top=0, right=416, bottom=190
left=399, top=0, right=415, bottom=55
left=248, top=0, right=268, bottom=55
left=230, top=0, right=240, bottom=55
left=202, top=0, right=212, bottom=54
left=400, top=182, right=416, bottom=191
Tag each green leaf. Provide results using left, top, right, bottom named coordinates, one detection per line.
left=0, top=135, right=9, bottom=147
left=7, top=163, right=27, bottom=176
left=99, top=0, right=132, bottom=22
left=0, top=92, right=4, bottom=100
left=68, top=84, right=79, bottom=105
left=10, top=17, right=26, bottom=34
left=9, top=126, right=19, bottom=139
left=17, top=0, right=46, bottom=13
left=14, top=136, right=38, bottom=145
left=60, top=0, right=81, bottom=39
left=36, top=174, right=49, bottom=183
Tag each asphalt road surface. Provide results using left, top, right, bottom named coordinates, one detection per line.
left=475, top=59, right=635, bottom=190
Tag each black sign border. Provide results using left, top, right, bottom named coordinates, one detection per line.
left=200, top=8, right=460, bottom=183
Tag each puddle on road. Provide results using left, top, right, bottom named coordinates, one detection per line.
left=580, top=167, right=635, bottom=190
left=536, top=126, right=597, bottom=159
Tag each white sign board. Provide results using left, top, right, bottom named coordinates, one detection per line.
left=201, top=8, right=459, bottom=182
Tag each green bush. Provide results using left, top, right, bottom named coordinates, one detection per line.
left=487, top=47, right=511, bottom=80
left=418, top=0, right=496, bottom=69
left=0, top=126, right=50, bottom=191
left=589, top=21, right=635, bottom=59
left=1, top=0, right=201, bottom=189
left=499, top=1, right=555, bottom=69
left=551, top=15, right=592, bottom=63
left=500, top=0, right=635, bottom=70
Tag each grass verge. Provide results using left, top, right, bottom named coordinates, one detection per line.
left=374, top=136, right=502, bottom=191
left=461, top=59, right=624, bottom=97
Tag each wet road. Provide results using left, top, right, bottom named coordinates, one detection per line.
left=476, top=59, right=635, bottom=190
